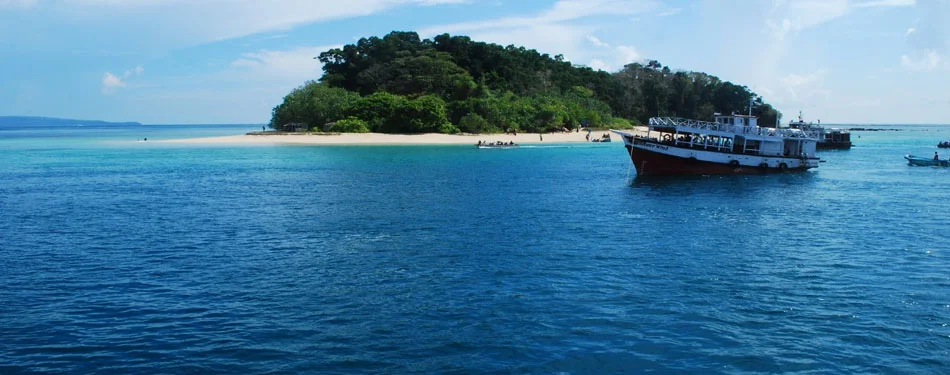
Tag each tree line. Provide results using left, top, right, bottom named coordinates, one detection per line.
left=269, top=31, right=780, bottom=133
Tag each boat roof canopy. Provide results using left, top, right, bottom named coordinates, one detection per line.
left=714, top=114, right=758, bottom=127
left=714, top=114, right=757, bottom=118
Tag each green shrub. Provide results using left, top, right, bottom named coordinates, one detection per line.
left=458, top=113, right=499, bottom=133
left=329, top=118, right=370, bottom=133
left=438, top=123, right=461, bottom=134
left=608, top=117, right=636, bottom=129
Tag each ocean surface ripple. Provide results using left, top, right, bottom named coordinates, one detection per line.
left=1, top=125, right=949, bottom=374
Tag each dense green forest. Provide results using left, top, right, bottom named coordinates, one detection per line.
left=269, top=31, right=780, bottom=134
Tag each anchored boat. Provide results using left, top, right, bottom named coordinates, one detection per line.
left=787, top=112, right=852, bottom=150
left=612, top=114, right=820, bottom=176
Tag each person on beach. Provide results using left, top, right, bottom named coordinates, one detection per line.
left=934, top=152, right=939, bottom=161
left=539, top=133, right=543, bottom=141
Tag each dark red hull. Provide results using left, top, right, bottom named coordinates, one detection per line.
left=626, top=146, right=808, bottom=176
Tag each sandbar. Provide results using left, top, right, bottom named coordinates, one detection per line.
left=160, top=128, right=647, bottom=146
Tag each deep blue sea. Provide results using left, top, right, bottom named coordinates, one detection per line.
left=1, top=123, right=949, bottom=374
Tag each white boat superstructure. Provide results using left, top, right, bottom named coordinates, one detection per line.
left=613, top=114, right=821, bottom=176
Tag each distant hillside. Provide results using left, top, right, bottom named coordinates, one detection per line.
left=0, top=116, right=142, bottom=127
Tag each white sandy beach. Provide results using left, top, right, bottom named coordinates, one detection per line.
left=161, top=128, right=647, bottom=146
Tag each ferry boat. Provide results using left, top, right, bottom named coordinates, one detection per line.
left=612, top=114, right=820, bottom=176
left=787, top=113, right=852, bottom=150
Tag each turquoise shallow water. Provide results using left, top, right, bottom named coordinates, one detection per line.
left=1, top=124, right=949, bottom=374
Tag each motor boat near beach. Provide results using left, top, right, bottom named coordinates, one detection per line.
left=787, top=112, right=852, bottom=150
left=905, top=154, right=950, bottom=167
left=612, top=113, right=820, bottom=176
left=937, top=140, right=950, bottom=148
left=476, top=140, right=518, bottom=149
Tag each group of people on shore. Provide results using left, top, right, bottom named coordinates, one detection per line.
left=586, top=132, right=611, bottom=142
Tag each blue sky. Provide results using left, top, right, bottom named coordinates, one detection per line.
left=0, top=0, right=946, bottom=124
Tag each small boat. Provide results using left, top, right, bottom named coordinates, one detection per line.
left=612, top=112, right=820, bottom=176
left=937, top=141, right=950, bottom=148
left=787, top=112, right=851, bottom=150
left=905, top=154, right=950, bottom=167
left=476, top=141, right=518, bottom=149
left=818, top=128, right=852, bottom=149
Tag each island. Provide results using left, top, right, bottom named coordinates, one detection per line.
left=265, top=31, right=782, bottom=136
left=0, top=116, right=142, bottom=128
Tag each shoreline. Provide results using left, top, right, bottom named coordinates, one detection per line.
left=159, top=128, right=647, bottom=146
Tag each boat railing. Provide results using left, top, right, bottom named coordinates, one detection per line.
left=648, top=117, right=820, bottom=140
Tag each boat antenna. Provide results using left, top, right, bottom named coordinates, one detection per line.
left=748, top=97, right=753, bottom=117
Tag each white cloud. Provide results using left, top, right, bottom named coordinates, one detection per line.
left=901, top=50, right=943, bottom=71
left=413, top=0, right=468, bottom=5
left=587, top=35, right=609, bottom=47
left=0, top=0, right=36, bottom=8
left=101, top=65, right=144, bottom=94
left=616, top=45, right=640, bottom=65
left=541, top=0, right=659, bottom=21
left=585, top=45, right=641, bottom=72
left=229, top=45, right=335, bottom=82
left=765, top=0, right=849, bottom=41
left=852, top=0, right=915, bottom=7
left=780, top=71, right=825, bottom=87
left=419, top=0, right=659, bottom=36
left=657, top=7, right=681, bottom=16
left=768, top=69, right=832, bottom=114
left=43, top=0, right=474, bottom=46
left=101, top=72, right=126, bottom=94
left=901, top=1, right=948, bottom=72
left=122, top=65, right=144, bottom=78
left=417, top=0, right=655, bottom=73
left=462, top=23, right=594, bottom=62
left=588, top=59, right=609, bottom=71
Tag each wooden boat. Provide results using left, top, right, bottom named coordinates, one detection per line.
left=612, top=113, right=820, bottom=176
left=904, top=154, right=950, bottom=167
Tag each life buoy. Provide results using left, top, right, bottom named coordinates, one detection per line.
left=729, top=160, right=739, bottom=168
left=778, top=163, right=788, bottom=171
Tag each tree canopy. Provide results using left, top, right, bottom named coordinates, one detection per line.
left=270, top=31, right=781, bottom=133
